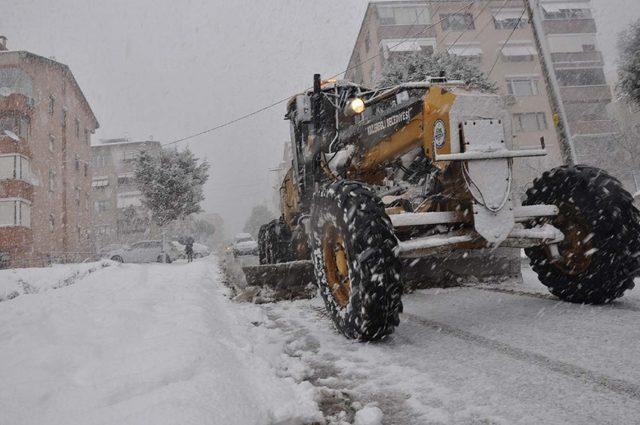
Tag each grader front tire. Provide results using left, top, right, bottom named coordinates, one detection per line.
left=524, top=165, right=640, bottom=303
left=310, top=181, right=402, bottom=341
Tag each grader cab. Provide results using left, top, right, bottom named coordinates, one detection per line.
left=254, top=74, right=640, bottom=341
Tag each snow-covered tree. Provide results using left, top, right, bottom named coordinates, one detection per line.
left=377, top=51, right=498, bottom=93
left=135, top=147, right=209, bottom=229
left=617, top=19, right=640, bottom=107
left=243, top=204, right=275, bottom=238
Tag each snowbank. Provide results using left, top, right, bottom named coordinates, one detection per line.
left=0, top=260, right=114, bottom=301
left=0, top=258, right=322, bottom=425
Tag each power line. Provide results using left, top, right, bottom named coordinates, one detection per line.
left=162, top=1, right=477, bottom=147
left=487, top=8, right=527, bottom=78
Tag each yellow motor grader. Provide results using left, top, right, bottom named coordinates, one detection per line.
left=256, top=74, right=640, bottom=341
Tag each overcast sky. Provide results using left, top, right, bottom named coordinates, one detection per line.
left=2, top=0, right=638, bottom=234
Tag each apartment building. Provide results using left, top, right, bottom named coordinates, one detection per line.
left=91, top=138, right=161, bottom=251
left=345, top=0, right=615, bottom=194
left=0, top=38, right=99, bottom=267
left=536, top=0, right=620, bottom=174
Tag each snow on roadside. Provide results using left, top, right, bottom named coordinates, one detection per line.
left=0, top=260, right=115, bottom=302
left=0, top=258, right=322, bottom=425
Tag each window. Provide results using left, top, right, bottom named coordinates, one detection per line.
left=61, top=108, right=67, bottom=130
left=96, top=225, right=111, bottom=236
left=513, top=112, right=548, bottom=133
left=0, top=115, right=30, bottom=141
left=555, top=68, right=606, bottom=86
left=0, top=155, right=30, bottom=180
left=94, top=200, right=110, bottom=213
left=493, top=9, right=527, bottom=29
left=448, top=43, right=482, bottom=59
left=84, top=128, right=91, bottom=145
left=75, top=154, right=80, bottom=171
left=506, top=77, right=539, bottom=96
left=49, top=134, right=55, bottom=152
left=75, top=186, right=81, bottom=206
left=84, top=163, right=89, bottom=177
left=440, top=13, right=474, bottom=31
left=48, top=169, right=56, bottom=192
left=92, top=177, right=109, bottom=188
left=117, top=173, right=135, bottom=186
left=122, top=150, right=138, bottom=161
left=501, top=43, right=537, bottom=62
left=364, top=34, right=371, bottom=52
left=0, top=199, right=31, bottom=228
left=49, top=95, right=55, bottom=116
left=94, top=154, right=107, bottom=168
left=117, top=191, right=143, bottom=208
left=75, top=118, right=80, bottom=138
left=49, top=214, right=55, bottom=231
left=378, top=5, right=430, bottom=25
left=0, top=67, right=34, bottom=99
left=380, top=38, right=436, bottom=58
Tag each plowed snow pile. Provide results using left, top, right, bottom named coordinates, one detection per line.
left=0, top=259, right=321, bottom=425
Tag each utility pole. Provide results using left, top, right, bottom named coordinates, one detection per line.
left=524, top=0, right=578, bottom=165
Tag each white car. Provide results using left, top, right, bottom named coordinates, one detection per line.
left=233, top=233, right=258, bottom=256
left=107, top=240, right=179, bottom=263
left=170, top=241, right=211, bottom=259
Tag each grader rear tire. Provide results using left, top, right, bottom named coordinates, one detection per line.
left=524, top=165, right=640, bottom=303
left=259, top=218, right=292, bottom=264
left=310, top=180, right=402, bottom=341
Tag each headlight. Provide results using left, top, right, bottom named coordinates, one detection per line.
left=345, top=98, right=365, bottom=116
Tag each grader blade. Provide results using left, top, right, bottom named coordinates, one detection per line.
left=241, top=260, right=316, bottom=299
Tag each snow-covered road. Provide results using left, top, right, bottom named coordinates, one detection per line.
left=2, top=257, right=639, bottom=425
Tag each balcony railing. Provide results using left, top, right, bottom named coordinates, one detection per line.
left=570, top=119, right=619, bottom=136
left=559, top=85, right=612, bottom=103
left=542, top=18, right=597, bottom=34
left=0, top=92, right=35, bottom=116
left=551, top=51, right=603, bottom=68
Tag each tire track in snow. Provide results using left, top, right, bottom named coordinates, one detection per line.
left=403, top=312, right=640, bottom=401
left=462, top=286, right=640, bottom=312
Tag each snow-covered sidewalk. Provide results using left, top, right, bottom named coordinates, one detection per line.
left=0, top=258, right=321, bottom=425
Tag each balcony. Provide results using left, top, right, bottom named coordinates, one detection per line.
left=542, top=18, right=597, bottom=35
left=551, top=51, right=603, bottom=68
left=559, top=85, right=612, bottom=103
left=0, top=180, right=33, bottom=201
left=0, top=226, right=34, bottom=267
left=0, top=133, right=31, bottom=156
left=570, top=119, right=619, bottom=136
left=0, top=92, right=34, bottom=117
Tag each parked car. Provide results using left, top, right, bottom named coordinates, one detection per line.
left=170, top=241, right=211, bottom=259
left=107, top=240, right=180, bottom=263
left=193, top=242, right=211, bottom=258
left=232, top=233, right=258, bottom=256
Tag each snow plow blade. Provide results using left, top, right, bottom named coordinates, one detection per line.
left=241, top=260, right=316, bottom=299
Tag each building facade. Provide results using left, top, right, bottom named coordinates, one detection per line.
left=536, top=0, right=621, bottom=178
left=91, top=138, right=161, bottom=251
left=345, top=0, right=616, bottom=194
left=0, top=40, right=99, bottom=267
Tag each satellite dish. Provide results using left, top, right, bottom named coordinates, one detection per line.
left=0, top=87, right=12, bottom=97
